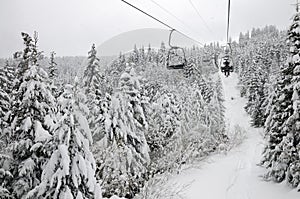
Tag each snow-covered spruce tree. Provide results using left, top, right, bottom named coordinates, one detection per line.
left=261, top=12, right=300, bottom=183
left=180, top=83, right=206, bottom=132
left=27, top=80, right=102, bottom=199
left=7, top=32, right=56, bottom=198
left=141, top=80, right=163, bottom=104
left=244, top=59, right=268, bottom=127
left=261, top=62, right=294, bottom=182
left=244, top=74, right=257, bottom=115
left=181, top=78, right=226, bottom=157
left=0, top=62, right=13, bottom=199
left=183, top=58, right=196, bottom=78
left=5, top=60, right=15, bottom=92
left=83, top=44, right=102, bottom=90
left=0, top=64, right=10, bottom=131
left=0, top=60, right=15, bottom=96
left=157, top=42, right=166, bottom=66
left=48, top=52, right=58, bottom=80
left=262, top=81, right=277, bottom=129
left=106, top=53, right=126, bottom=90
left=0, top=151, right=13, bottom=199
left=179, top=83, right=216, bottom=161
left=47, top=51, right=61, bottom=98
left=146, top=44, right=155, bottom=63
left=97, top=67, right=149, bottom=198
left=83, top=44, right=106, bottom=141
left=0, top=66, right=11, bottom=186
left=139, top=46, right=146, bottom=64
left=128, top=44, right=139, bottom=64
left=283, top=10, right=300, bottom=189
left=237, top=54, right=252, bottom=97
left=0, top=62, right=14, bottom=199
left=212, top=76, right=226, bottom=136
left=146, top=90, right=183, bottom=175
left=206, top=90, right=228, bottom=144
left=197, top=75, right=214, bottom=103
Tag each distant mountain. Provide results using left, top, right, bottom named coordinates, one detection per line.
left=97, top=28, right=199, bottom=56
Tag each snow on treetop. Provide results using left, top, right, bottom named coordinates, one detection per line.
left=292, top=54, right=300, bottom=63
left=22, top=117, right=32, bottom=132
left=34, top=121, right=51, bottom=142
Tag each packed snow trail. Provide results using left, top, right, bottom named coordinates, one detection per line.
left=166, top=72, right=299, bottom=199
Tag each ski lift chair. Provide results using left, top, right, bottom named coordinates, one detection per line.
left=166, top=29, right=187, bottom=70
left=166, top=46, right=187, bottom=69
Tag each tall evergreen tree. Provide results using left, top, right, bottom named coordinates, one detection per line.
left=146, top=44, right=154, bottom=63
left=47, top=51, right=60, bottom=98
left=244, top=59, right=268, bottom=127
left=1, top=60, right=15, bottom=95
left=283, top=9, right=300, bottom=188
left=261, top=10, right=300, bottom=184
left=128, top=44, right=139, bottom=64
left=213, top=76, right=226, bottom=135
left=83, top=44, right=106, bottom=141
left=0, top=62, right=10, bottom=131
left=48, top=52, right=58, bottom=80
left=147, top=90, right=183, bottom=175
left=157, top=42, right=166, bottom=66
left=0, top=63, right=13, bottom=199
left=7, top=32, right=56, bottom=198
left=27, top=80, right=102, bottom=199
left=139, top=46, right=145, bottom=64
left=96, top=67, right=149, bottom=198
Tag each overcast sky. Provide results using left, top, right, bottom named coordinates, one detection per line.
left=0, top=0, right=295, bottom=58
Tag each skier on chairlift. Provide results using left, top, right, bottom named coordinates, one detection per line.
left=222, top=56, right=231, bottom=77
left=220, top=46, right=233, bottom=77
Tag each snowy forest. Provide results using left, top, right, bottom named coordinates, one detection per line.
left=1, top=2, right=300, bottom=199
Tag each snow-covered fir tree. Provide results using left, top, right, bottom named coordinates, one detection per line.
left=83, top=44, right=102, bottom=89
left=261, top=10, right=300, bottom=185
left=128, top=44, right=139, bottom=64
left=139, top=46, right=146, bottom=64
left=1, top=60, right=15, bottom=95
left=147, top=90, right=183, bottom=175
left=7, top=32, right=56, bottom=198
left=244, top=59, right=268, bottom=127
left=212, top=76, right=226, bottom=136
left=157, top=42, right=166, bottom=66
left=146, top=44, right=155, bottom=63
left=106, top=52, right=126, bottom=90
left=261, top=58, right=294, bottom=182
left=48, top=51, right=58, bottom=80
left=0, top=152, right=13, bottom=199
left=282, top=9, right=300, bottom=189
left=0, top=63, right=10, bottom=131
left=96, top=67, right=149, bottom=198
left=83, top=44, right=106, bottom=141
left=27, top=80, right=102, bottom=199
left=0, top=62, right=13, bottom=199
left=47, top=51, right=60, bottom=98
left=182, top=78, right=225, bottom=148
left=197, top=75, right=214, bottom=103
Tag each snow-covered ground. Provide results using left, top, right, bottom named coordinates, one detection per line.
left=165, top=72, right=299, bottom=199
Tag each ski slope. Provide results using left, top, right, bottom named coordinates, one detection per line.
left=166, top=72, right=299, bottom=199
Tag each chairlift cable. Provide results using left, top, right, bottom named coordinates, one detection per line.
left=121, top=0, right=204, bottom=46
left=187, top=0, right=216, bottom=38
left=148, top=0, right=205, bottom=38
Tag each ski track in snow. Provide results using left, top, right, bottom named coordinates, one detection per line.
left=165, top=72, right=299, bottom=199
